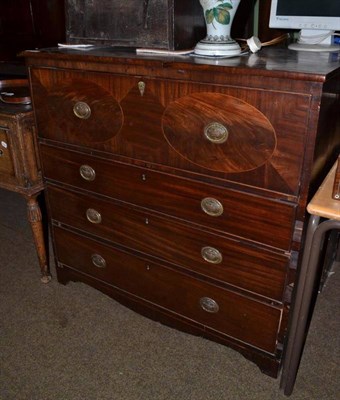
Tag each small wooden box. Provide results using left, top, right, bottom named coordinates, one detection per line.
left=65, top=0, right=206, bottom=50
left=332, top=155, right=340, bottom=200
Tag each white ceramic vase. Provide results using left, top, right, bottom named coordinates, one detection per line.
left=194, top=0, right=241, bottom=57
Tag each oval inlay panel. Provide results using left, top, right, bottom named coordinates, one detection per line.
left=46, top=79, right=123, bottom=144
left=162, top=93, right=277, bottom=173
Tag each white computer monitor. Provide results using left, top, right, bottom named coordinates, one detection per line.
left=269, top=0, right=340, bottom=52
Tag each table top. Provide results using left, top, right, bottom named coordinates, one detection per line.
left=307, top=160, right=340, bottom=221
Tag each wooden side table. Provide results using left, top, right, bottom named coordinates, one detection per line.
left=281, top=159, right=340, bottom=395
left=0, top=80, right=50, bottom=282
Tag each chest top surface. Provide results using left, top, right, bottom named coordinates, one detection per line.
left=23, top=47, right=340, bottom=86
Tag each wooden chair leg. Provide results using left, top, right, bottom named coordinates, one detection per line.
left=25, top=194, right=51, bottom=283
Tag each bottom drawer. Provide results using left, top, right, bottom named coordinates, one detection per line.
left=53, top=226, right=282, bottom=354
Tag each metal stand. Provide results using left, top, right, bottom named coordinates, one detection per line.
left=281, top=216, right=340, bottom=395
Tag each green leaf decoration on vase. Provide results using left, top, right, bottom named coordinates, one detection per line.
left=205, top=1, right=233, bottom=26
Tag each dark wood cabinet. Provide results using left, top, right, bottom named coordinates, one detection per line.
left=65, top=0, right=205, bottom=50
left=24, top=47, right=340, bottom=382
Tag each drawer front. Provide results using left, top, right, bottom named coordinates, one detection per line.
left=48, top=185, right=289, bottom=301
left=31, top=69, right=311, bottom=196
left=41, top=144, right=296, bottom=250
left=54, top=226, right=282, bottom=354
left=0, top=128, right=15, bottom=178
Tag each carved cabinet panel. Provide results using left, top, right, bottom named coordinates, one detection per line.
left=65, top=0, right=205, bottom=50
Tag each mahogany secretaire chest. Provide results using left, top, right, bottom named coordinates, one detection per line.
left=24, top=47, right=340, bottom=382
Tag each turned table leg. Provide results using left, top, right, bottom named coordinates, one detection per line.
left=25, top=194, right=51, bottom=283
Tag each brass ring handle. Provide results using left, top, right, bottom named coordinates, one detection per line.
left=79, top=164, right=96, bottom=181
left=86, top=208, right=102, bottom=224
left=204, top=122, right=229, bottom=144
left=200, top=297, right=219, bottom=313
left=91, top=254, right=106, bottom=268
left=201, top=197, right=223, bottom=217
left=73, top=101, right=91, bottom=119
left=201, top=246, right=223, bottom=264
